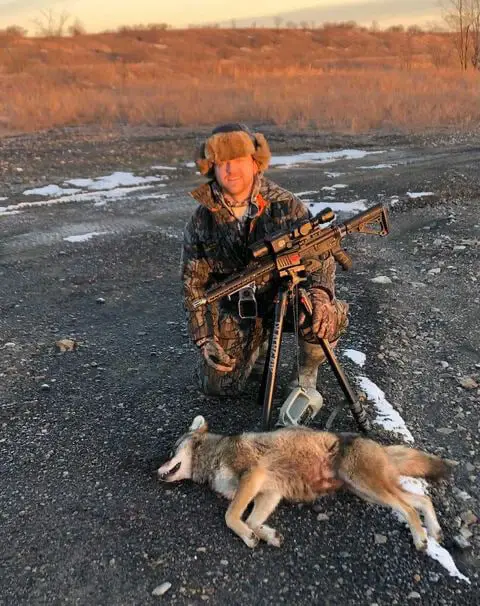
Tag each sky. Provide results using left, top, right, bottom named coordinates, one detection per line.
left=0, top=0, right=440, bottom=33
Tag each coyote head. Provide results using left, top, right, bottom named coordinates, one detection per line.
left=157, top=415, right=208, bottom=482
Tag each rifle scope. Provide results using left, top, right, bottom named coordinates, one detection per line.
left=250, top=207, right=335, bottom=260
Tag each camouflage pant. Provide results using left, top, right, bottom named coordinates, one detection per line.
left=196, top=299, right=349, bottom=396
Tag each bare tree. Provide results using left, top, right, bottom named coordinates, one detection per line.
left=274, top=16, right=283, bottom=29
left=442, top=0, right=478, bottom=69
left=399, top=29, right=414, bottom=70
left=407, top=24, right=423, bottom=34
left=3, top=25, right=28, bottom=37
left=428, top=37, right=453, bottom=67
left=33, top=8, right=70, bottom=37
left=147, top=23, right=170, bottom=30
left=471, top=0, right=480, bottom=67
left=68, top=19, right=86, bottom=36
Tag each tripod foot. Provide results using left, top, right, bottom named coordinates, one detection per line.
left=276, top=387, right=324, bottom=427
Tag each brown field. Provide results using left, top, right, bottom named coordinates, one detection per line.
left=0, top=26, right=479, bottom=135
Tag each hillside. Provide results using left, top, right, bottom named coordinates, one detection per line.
left=0, top=26, right=478, bottom=134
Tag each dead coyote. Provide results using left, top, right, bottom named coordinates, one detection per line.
left=157, top=416, right=449, bottom=550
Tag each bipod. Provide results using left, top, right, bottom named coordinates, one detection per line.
left=258, top=280, right=371, bottom=433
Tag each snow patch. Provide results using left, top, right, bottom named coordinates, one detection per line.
left=359, top=164, right=395, bottom=170
left=64, top=172, right=167, bottom=191
left=309, top=200, right=368, bottom=216
left=4, top=185, right=155, bottom=212
left=407, top=191, right=435, bottom=199
left=270, top=149, right=384, bottom=167
left=399, top=478, right=470, bottom=584
left=137, top=193, right=170, bottom=201
left=399, top=476, right=428, bottom=496
left=425, top=540, right=470, bottom=583
left=0, top=208, right=21, bottom=216
left=84, top=172, right=167, bottom=190
left=23, top=184, right=79, bottom=196
left=63, top=231, right=109, bottom=243
left=1, top=170, right=172, bottom=216
left=65, top=178, right=95, bottom=187
left=371, top=275, right=392, bottom=284
left=343, top=349, right=366, bottom=367
left=357, top=376, right=414, bottom=443
left=295, top=190, right=319, bottom=197
left=355, top=369, right=469, bottom=582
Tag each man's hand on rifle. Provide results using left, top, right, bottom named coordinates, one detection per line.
left=196, top=337, right=236, bottom=372
left=301, top=288, right=338, bottom=342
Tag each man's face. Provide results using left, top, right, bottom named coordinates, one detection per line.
left=214, top=156, right=258, bottom=203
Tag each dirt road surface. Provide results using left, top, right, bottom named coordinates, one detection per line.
left=1, top=128, right=479, bottom=605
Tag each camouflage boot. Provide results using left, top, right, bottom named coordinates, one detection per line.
left=289, top=339, right=326, bottom=390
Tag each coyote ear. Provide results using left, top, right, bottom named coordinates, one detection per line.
left=189, top=415, right=208, bottom=433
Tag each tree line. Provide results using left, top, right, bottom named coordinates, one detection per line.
left=2, top=3, right=480, bottom=70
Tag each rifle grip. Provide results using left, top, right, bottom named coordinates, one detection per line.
left=332, top=246, right=352, bottom=270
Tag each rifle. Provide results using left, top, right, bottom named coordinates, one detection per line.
left=191, top=203, right=389, bottom=310
left=191, top=203, right=390, bottom=431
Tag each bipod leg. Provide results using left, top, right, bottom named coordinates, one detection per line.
left=259, top=286, right=289, bottom=430
left=319, top=338, right=371, bottom=433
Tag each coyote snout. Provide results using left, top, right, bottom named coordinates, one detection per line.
left=157, top=461, right=181, bottom=481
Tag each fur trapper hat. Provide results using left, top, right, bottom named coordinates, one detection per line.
left=195, top=123, right=271, bottom=177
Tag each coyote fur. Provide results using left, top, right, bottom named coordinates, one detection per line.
left=157, top=416, right=450, bottom=551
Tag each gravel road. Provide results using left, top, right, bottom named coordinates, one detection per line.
left=1, top=127, right=479, bottom=605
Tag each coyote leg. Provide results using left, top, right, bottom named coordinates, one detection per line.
left=404, top=491, right=443, bottom=542
left=225, top=467, right=266, bottom=548
left=342, top=476, right=428, bottom=551
left=245, top=492, right=283, bottom=547
left=385, top=490, right=428, bottom=551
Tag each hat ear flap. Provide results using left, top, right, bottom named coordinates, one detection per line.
left=196, top=158, right=212, bottom=176
left=195, top=143, right=213, bottom=176
left=252, top=133, right=271, bottom=172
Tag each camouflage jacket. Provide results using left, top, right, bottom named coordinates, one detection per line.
left=181, top=175, right=337, bottom=344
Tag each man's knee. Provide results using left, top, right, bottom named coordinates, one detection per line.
left=300, top=339, right=327, bottom=363
left=197, top=365, right=245, bottom=397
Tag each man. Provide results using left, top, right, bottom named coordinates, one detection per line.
left=181, top=123, right=349, bottom=410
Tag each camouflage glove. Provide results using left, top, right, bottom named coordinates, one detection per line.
left=196, top=337, right=236, bottom=372
left=304, top=288, right=338, bottom=341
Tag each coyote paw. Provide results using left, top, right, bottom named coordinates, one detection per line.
left=414, top=532, right=429, bottom=552
left=430, top=527, right=443, bottom=544
left=256, top=525, right=284, bottom=548
left=242, top=530, right=259, bottom=549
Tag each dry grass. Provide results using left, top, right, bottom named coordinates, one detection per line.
left=0, top=27, right=478, bottom=134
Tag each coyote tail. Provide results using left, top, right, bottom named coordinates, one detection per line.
left=386, top=445, right=451, bottom=481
